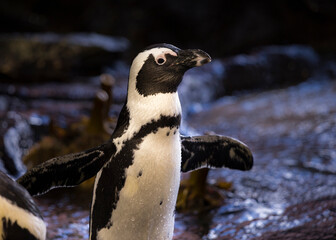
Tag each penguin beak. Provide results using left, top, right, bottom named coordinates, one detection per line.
left=175, top=49, right=211, bottom=68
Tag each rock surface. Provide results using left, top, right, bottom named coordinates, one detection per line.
left=0, top=43, right=335, bottom=239
left=180, top=45, right=336, bottom=113
left=183, top=80, right=336, bottom=239
left=0, top=33, right=128, bottom=82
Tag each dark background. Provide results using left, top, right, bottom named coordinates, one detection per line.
left=1, top=0, right=336, bottom=58
left=1, top=1, right=336, bottom=239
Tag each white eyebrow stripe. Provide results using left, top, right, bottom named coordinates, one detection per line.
left=165, top=50, right=178, bottom=57
left=150, top=48, right=178, bottom=58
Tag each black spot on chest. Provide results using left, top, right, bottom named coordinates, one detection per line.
left=137, top=170, right=143, bottom=178
left=2, top=218, right=39, bottom=240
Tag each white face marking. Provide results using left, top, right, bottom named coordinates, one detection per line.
left=153, top=48, right=178, bottom=59
left=0, top=196, right=46, bottom=240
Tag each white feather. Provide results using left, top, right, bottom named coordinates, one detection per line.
left=98, top=127, right=181, bottom=240
left=0, top=196, right=46, bottom=240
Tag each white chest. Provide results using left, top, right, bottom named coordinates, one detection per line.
left=97, top=127, right=181, bottom=240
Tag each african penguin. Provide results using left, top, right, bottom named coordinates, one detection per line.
left=0, top=171, right=46, bottom=240
left=90, top=43, right=213, bottom=240
left=18, top=43, right=254, bottom=240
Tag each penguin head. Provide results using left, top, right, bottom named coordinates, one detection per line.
left=128, top=43, right=211, bottom=97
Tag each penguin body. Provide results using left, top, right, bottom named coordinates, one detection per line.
left=93, top=124, right=181, bottom=240
left=18, top=44, right=253, bottom=240
left=91, top=45, right=189, bottom=239
left=0, top=171, right=46, bottom=240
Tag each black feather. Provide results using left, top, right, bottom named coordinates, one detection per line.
left=17, top=142, right=116, bottom=196
left=181, top=135, right=253, bottom=172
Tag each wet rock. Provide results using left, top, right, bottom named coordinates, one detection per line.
left=0, top=33, right=129, bottom=82
left=252, top=197, right=336, bottom=240
left=186, top=80, right=336, bottom=239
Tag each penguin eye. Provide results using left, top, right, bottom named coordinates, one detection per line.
left=157, top=58, right=165, bottom=64
left=155, top=55, right=166, bottom=65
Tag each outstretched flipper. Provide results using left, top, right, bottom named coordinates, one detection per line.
left=181, top=135, right=253, bottom=172
left=17, top=141, right=116, bottom=196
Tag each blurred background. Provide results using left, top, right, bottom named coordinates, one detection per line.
left=0, top=0, right=336, bottom=239
left=1, top=0, right=336, bottom=55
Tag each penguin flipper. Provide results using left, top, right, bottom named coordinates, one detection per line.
left=17, top=142, right=115, bottom=196
left=181, top=135, right=253, bottom=172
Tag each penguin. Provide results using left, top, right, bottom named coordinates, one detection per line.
left=17, top=43, right=253, bottom=240
left=0, top=171, right=46, bottom=240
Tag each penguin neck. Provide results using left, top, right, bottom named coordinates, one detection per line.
left=127, top=71, right=182, bottom=124
left=126, top=86, right=182, bottom=125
